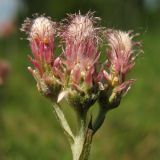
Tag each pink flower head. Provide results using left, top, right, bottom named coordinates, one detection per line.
left=103, top=29, right=140, bottom=95
left=21, top=16, right=56, bottom=76
left=61, top=12, right=100, bottom=86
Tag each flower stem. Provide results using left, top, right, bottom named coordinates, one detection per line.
left=52, top=103, right=94, bottom=160
left=71, top=116, right=93, bottom=160
left=93, top=107, right=107, bottom=134
left=78, top=128, right=93, bottom=160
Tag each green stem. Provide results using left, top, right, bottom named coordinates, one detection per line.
left=93, top=107, right=107, bottom=134
left=79, top=128, right=93, bottom=160
left=71, top=110, right=94, bottom=160
left=52, top=103, right=94, bottom=160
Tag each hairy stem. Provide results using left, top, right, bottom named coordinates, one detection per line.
left=71, top=118, right=85, bottom=160
left=71, top=112, right=93, bottom=160
left=52, top=103, right=94, bottom=160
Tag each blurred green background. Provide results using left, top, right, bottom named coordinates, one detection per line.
left=0, top=0, right=160, bottom=160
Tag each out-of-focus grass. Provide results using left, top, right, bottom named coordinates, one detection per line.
left=0, top=30, right=160, bottom=160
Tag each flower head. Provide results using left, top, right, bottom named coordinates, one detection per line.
left=101, top=29, right=140, bottom=101
left=60, top=13, right=100, bottom=86
left=21, top=16, right=62, bottom=99
left=54, top=12, right=102, bottom=110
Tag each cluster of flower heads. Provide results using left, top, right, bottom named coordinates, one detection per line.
left=21, top=12, right=141, bottom=112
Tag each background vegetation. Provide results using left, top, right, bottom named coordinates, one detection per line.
left=0, top=0, right=160, bottom=159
